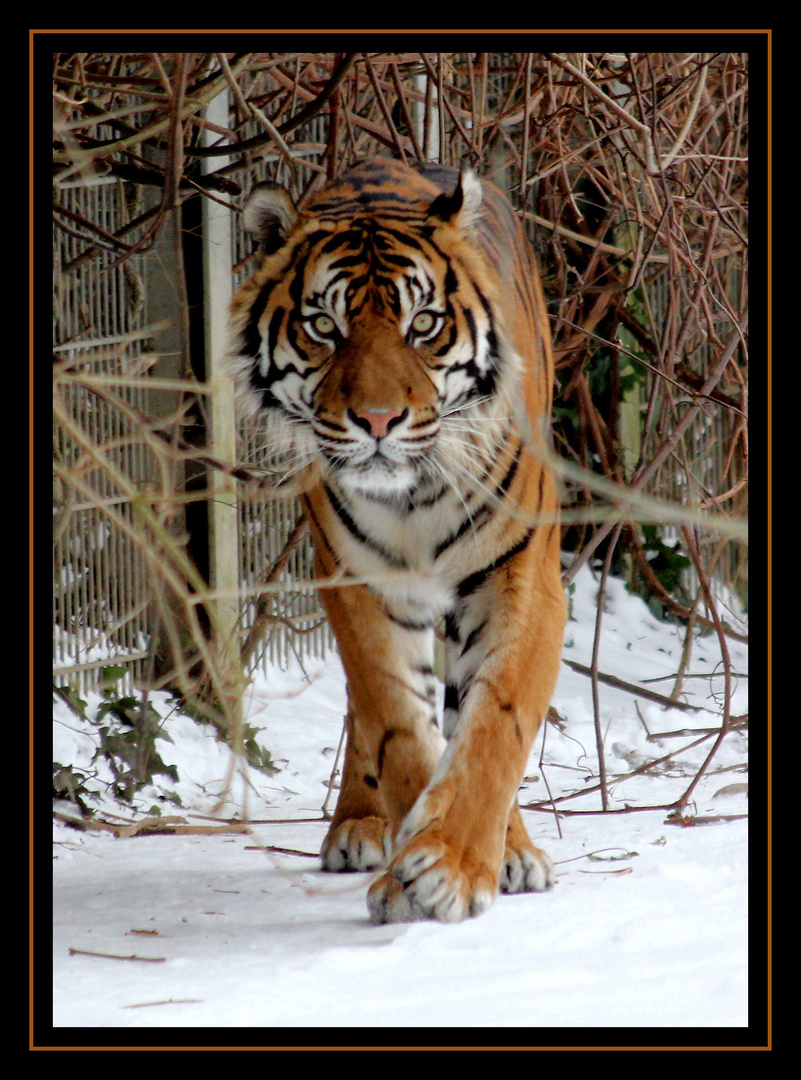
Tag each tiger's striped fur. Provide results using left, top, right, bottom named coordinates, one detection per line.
left=230, top=158, right=566, bottom=922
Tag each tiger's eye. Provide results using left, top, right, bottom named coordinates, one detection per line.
left=411, top=311, right=437, bottom=335
left=309, top=313, right=336, bottom=336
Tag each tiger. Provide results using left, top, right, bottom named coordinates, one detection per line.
left=229, top=157, right=566, bottom=923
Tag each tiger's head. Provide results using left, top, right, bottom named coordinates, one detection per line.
left=229, top=159, right=524, bottom=499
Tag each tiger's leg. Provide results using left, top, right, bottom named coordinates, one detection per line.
left=321, top=703, right=392, bottom=872
left=443, top=647, right=555, bottom=896
left=367, top=526, right=565, bottom=923
left=313, top=554, right=446, bottom=875
left=321, top=657, right=550, bottom=886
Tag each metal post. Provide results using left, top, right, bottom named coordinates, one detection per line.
left=202, top=91, right=242, bottom=713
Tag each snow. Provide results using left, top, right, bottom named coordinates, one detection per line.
left=48, top=565, right=758, bottom=1046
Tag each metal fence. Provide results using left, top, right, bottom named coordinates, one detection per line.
left=53, top=176, right=155, bottom=695
left=53, top=85, right=335, bottom=695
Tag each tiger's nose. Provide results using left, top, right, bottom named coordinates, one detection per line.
left=351, top=407, right=407, bottom=439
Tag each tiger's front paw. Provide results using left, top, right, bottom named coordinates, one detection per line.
left=321, top=815, right=392, bottom=873
left=500, top=841, right=555, bottom=893
left=366, top=827, right=497, bottom=923
left=500, top=807, right=555, bottom=893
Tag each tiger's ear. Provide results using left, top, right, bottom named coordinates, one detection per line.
left=242, top=182, right=298, bottom=255
left=427, top=168, right=483, bottom=232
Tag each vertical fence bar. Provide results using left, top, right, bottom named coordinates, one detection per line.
left=203, top=91, right=243, bottom=712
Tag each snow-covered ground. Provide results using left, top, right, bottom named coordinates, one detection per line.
left=48, top=565, right=758, bottom=1046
